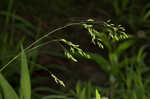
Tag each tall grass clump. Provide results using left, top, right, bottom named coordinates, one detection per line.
left=1, top=16, right=148, bottom=99
left=0, top=18, right=125, bottom=98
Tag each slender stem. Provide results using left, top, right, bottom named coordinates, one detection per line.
left=110, top=80, right=115, bottom=99
left=0, top=21, right=103, bottom=72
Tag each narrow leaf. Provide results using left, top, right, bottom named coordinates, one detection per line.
left=88, top=52, right=111, bottom=72
left=0, top=73, right=19, bottom=99
left=114, top=40, right=135, bottom=57
left=20, top=45, right=31, bottom=99
left=96, top=89, right=101, bottom=99
left=79, top=88, right=86, bottom=99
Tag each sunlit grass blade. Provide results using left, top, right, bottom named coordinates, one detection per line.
left=96, top=89, right=101, bottom=99
left=20, top=45, right=31, bottom=99
left=0, top=73, right=19, bottom=99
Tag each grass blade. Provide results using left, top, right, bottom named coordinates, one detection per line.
left=96, top=89, right=101, bottom=99
left=88, top=52, right=110, bottom=72
left=114, top=40, right=135, bottom=57
left=0, top=73, right=19, bottom=99
left=20, top=45, right=31, bottom=99
left=79, top=88, right=86, bottom=99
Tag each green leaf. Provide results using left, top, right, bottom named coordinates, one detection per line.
left=137, top=45, right=149, bottom=63
left=20, top=45, right=31, bottom=99
left=79, top=88, right=86, bottom=99
left=144, top=11, right=150, bottom=20
left=96, top=89, right=101, bottom=99
left=87, top=82, right=92, bottom=99
left=114, top=40, right=135, bottom=57
left=108, top=53, right=119, bottom=75
left=141, top=3, right=150, bottom=16
left=88, top=52, right=111, bottom=73
left=76, top=82, right=81, bottom=95
left=119, top=56, right=136, bottom=69
left=109, top=53, right=118, bottom=65
left=0, top=73, right=19, bottom=99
